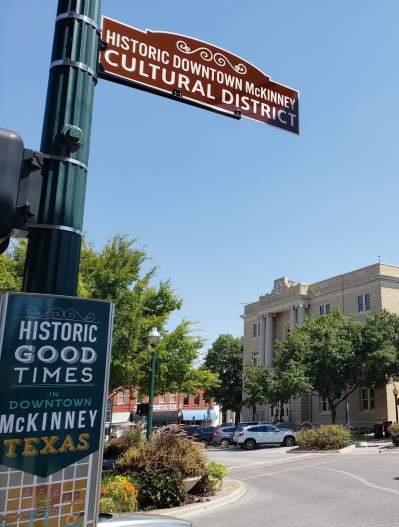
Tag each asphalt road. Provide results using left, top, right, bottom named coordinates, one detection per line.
left=191, top=446, right=399, bottom=527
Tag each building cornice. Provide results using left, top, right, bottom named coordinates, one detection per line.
left=242, top=273, right=399, bottom=319
left=242, top=297, right=311, bottom=318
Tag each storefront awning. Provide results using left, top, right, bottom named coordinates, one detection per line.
left=181, top=409, right=216, bottom=421
left=111, top=412, right=131, bottom=424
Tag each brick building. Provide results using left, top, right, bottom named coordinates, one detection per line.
left=242, top=263, right=399, bottom=428
left=107, top=388, right=220, bottom=427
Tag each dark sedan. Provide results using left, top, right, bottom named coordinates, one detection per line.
left=191, top=425, right=215, bottom=446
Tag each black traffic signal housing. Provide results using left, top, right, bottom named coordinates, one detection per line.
left=0, top=128, right=24, bottom=246
left=136, top=403, right=149, bottom=416
left=0, top=128, right=43, bottom=254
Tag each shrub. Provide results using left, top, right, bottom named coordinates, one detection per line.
left=191, top=462, right=228, bottom=497
left=388, top=423, right=399, bottom=446
left=154, top=424, right=189, bottom=437
left=206, top=461, right=228, bottom=481
left=296, top=425, right=351, bottom=450
left=116, top=431, right=207, bottom=508
left=99, top=497, right=115, bottom=514
left=103, top=422, right=146, bottom=460
left=117, top=432, right=206, bottom=479
left=120, top=422, right=146, bottom=447
left=99, top=475, right=138, bottom=513
left=103, top=439, right=127, bottom=460
left=135, top=466, right=186, bottom=509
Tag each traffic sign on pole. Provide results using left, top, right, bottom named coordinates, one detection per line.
left=99, top=16, right=299, bottom=134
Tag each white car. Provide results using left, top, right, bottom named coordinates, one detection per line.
left=98, top=513, right=192, bottom=527
left=236, top=424, right=296, bottom=449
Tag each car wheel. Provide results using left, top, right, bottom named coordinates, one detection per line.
left=220, top=438, right=230, bottom=449
left=202, top=439, right=208, bottom=448
left=283, top=436, right=295, bottom=447
left=245, top=438, right=256, bottom=450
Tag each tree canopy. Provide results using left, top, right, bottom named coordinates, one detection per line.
left=244, top=310, right=399, bottom=423
left=0, top=236, right=219, bottom=395
left=204, top=334, right=243, bottom=419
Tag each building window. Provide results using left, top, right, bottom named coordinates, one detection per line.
left=361, top=388, right=375, bottom=410
left=193, top=393, right=200, bottom=406
left=253, top=351, right=260, bottom=365
left=159, top=395, right=165, bottom=403
left=358, top=293, right=371, bottom=313
left=117, top=390, right=125, bottom=405
left=170, top=393, right=177, bottom=403
left=320, top=304, right=331, bottom=315
left=183, top=393, right=189, bottom=406
left=320, top=395, right=329, bottom=413
left=252, top=321, right=261, bottom=338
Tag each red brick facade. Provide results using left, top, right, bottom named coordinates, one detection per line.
left=108, top=388, right=215, bottom=423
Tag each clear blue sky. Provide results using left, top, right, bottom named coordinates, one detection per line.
left=1, top=1, right=399, bottom=356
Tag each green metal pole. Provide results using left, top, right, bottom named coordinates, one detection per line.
left=146, top=350, right=157, bottom=440
left=22, top=0, right=101, bottom=296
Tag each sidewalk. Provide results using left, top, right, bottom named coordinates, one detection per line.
left=153, top=479, right=246, bottom=519
left=355, top=439, right=391, bottom=448
left=288, top=439, right=392, bottom=455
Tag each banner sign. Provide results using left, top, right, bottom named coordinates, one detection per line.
left=152, top=403, right=177, bottom=411
left=99, top=16, right=299, bottom=135
left=0, top=293, right=113, bottom=527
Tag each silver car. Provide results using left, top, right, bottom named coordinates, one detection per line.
left=98, top=513, right=192, bottom=527
left=212, top=425, right=236, bottom=448
left=236, top=424, right=296, bottom=449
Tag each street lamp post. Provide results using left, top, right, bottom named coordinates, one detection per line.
left=393, top=385, right=399, bottom=423
left=146, top=327, right=161, bottom=440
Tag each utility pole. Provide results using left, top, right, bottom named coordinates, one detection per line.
left=22, top=0, right=102, bottom=296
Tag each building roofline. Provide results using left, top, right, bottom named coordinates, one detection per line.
left=243, top=262, right=399, bottom=311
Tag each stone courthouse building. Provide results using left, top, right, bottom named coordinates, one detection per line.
left=242, top=263, right=399, bottom=428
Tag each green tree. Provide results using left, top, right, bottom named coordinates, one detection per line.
left=243, top=363, right=271, bottom=419
left=0, top=240, right=26, bottom=292
left=273, top=310, right=399, bottom=423
left=0, top=236, right=218, bottom=395
left=204, top=334, right=243, bottom=421
left=243, top=362, right=311, bottom=421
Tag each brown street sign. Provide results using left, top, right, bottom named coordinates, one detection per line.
left=99, top=16, right=300, bottom=135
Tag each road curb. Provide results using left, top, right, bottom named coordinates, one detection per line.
left=287, top=443, right=356, bottom=454
left=151, top=479, right=246, bottom=519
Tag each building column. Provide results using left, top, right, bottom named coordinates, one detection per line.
left=289, top=306, right=297, bottom=329
left=265, top=313, right=274, bottom=366
left=297, top=304, right=307, bottom=326
left=260, top=315, right=267, bottom=364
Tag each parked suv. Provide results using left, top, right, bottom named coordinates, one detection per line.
left=212, top=425, right=236, bottom=448
left=236, top=423, right=296, bottom=449
left=232, top=421, right=268, bottom=445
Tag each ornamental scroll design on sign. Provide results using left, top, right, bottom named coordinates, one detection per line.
left=25, top=307, right=96, bottom=322
left=176, top=40, right=248, bottom=75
